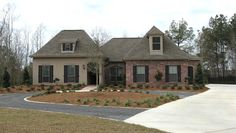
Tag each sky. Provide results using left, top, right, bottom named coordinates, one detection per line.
left=0, top=0, right=236, bottom=42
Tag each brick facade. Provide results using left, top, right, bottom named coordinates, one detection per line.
left=125, top=60, right=199, bottom=87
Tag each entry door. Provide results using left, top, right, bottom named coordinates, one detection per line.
left=188, top=66, right=193, bottom=84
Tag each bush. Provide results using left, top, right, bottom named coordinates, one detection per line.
left=67, top=84, right=72, bottom=89
left=97, top=83, right=105, bottom=92
left=118, top=84, right=124, bottom=89
left=185, top=86, right=191, bottom=90
left=120, top=88, right=125, bottom=92
left=155, top=70, right=163, bottom=81
left=144, top=84, right=150, bottom=89
left=195, top=64, right=204, bottom=84
left=161, top=85, right=168, bottom=89
left=2, top=68, right=10, bottom=88
left=63, top=99, right=69, bottom=103
left=40, top=84, right=45, bottom=90
left=125, top=100, right=132, bottom=107
left=137, top=84, right=143, bottom=89
left=177, top=86, right=182, bottom=90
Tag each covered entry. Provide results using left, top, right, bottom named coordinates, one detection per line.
left=87, top=62, right=99, bottom=85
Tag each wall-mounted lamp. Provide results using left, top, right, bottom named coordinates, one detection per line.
left=83, top=64, right=85, bottom=70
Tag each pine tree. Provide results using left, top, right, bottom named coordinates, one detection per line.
left=23, top=67, right=30, bottom=85
left=2, top=67, right=10, bottom=88
left=195, top=64, right=204, bottom=85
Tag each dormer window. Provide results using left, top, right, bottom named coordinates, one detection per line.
left=61, top=43, right=75, bottom=53
left=149, top=36, right=163, bottom=55
left=152, top=37, right=160, bottom=50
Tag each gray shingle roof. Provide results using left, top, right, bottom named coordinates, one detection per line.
left=102, top=26, right=200, bottom=61
left=100, top=38, right=142, bottom=62
left=31, top=30, right=103, bottom=58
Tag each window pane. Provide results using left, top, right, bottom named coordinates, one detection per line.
left=67, top=65, right=75, bottom=82
left=152, top=37, right=160, bottom=50
left=42, top=65, right=50, bottom=82
left=136, top=74, right=145, bottom=82
left=110, top=67, right=123, bottom=82
left=169, top=66, right=177, bottom=74
left=137, top=66, right=145, bottom=74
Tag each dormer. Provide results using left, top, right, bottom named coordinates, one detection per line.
left=146, top=26, right=164, bottom=55
left=60, top=38, right=78, bottom=53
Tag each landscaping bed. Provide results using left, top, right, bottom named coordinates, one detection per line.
left=29, top=91, right=179, bottom=108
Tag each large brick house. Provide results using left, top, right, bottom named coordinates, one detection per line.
left=31, top=26, right=200, bottom=86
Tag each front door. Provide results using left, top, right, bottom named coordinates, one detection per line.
left=87, top=62, right=99, bottom=85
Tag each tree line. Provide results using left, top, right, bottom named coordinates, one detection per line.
left=0, top=5, right=45, bottom=87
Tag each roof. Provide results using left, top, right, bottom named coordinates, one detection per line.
left=102, top=26, right=200, bottom=61
left=31, top=30, right=103, bottom=58
left=100, top=38, right=142, bottom=62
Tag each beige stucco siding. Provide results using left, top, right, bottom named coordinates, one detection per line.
left=33, top=57, right=103, bottom=85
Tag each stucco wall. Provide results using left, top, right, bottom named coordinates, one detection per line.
left=125, top=60, right=200, bottom=87
left=33, top=57, right=103, bottom=85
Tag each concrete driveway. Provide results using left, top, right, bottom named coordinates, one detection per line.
left=125, top=84, right=236, bottom=133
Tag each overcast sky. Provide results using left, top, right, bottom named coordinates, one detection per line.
left=1, top=0, right=236, bottom=42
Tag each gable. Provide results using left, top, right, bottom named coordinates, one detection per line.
left=31, top=30, right=103, bottom=58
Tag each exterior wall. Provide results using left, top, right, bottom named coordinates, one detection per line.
left=104, top=62, right=125, bottom=85
left=32, top=57, right=103, bottom=85
left=126, top=60, right=200, bottom=87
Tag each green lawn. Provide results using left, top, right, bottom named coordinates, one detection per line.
left=0, top=108, right=164, bottom=133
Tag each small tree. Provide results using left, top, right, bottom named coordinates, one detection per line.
left=195, top=64, right=204, bottom=84
left=2, top=67, right=10, bottom=88
left=155, top=70, right=163, bottom=82
left=23, top=67, right=30, bottom=85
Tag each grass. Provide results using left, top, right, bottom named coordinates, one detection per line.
left=0, top=108, right=163, bottom=133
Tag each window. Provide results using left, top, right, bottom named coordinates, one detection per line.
left=165, top=65, right=181, bottom=82
left=152, top=37, right=160, bottom=50
left=64, top=65, right=79, bottom=83
left=110, top=66, right=123, bottom=82
left=38, top=65, right=53, bottom=83
left=62, top=43, right=73, bottom=51
left=133, top=65, right=149, bottom=82
left=169, top=66, right=178, bottom=82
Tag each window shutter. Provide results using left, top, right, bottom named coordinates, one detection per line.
left=75, top=65, right=79, bottom=83
left=64, top=65, right=68, bottom=83
left=50, top=66, right=53, bottom=83
left=165, top=65, right=169, bottom=82
left=133, top=66, right=137, bottom=82
left=178, top=65, right=181, bottom=82
left=145, top=66, right=149, bottom=82
left=62, top=43, right=65, bottom=51
left=38, top=66, right=42, bottom=83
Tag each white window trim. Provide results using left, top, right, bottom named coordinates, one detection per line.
left=61, top=43, right=75, bottom=53
left=149, top=36, right=163, bottom=55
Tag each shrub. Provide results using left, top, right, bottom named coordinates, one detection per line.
left=185, top=86, right=191, bottom=90
left=63, top=99, right=69, bottom=103
left=97, top=83, right=105, bottom=92
left=2, top=68, right=10, bottom=88
left=67, top=84, right=72, bottom=89
left=77, top=99, right=81, bottom=103
left=155, top=70, right=163, bottom=81
left=195, top=64, right=204, bottom=85
left=125, top=100, right=132, bottom=107
left=120, top=88, right=125, bottom=92
left=177, top=86, right=182, bottom=90
left=145, top=91, right=150, bottom=94
left=118, top=84, right=124, bottom=89
left=137, top=84, right=143, bottom=89
left=170, top=85, right=175, bottom=90
left=112, top=99, right=116, bottom=103
left=40, top=84, right=45, bottom=90
left=161, top=85, right=168, bottom=89
left=144, top=84, right=150, bottom=89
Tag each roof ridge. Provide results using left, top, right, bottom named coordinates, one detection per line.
left=112, top=37, right=142, bottom=39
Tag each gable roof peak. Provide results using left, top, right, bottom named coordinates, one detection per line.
left=146, top=26, right=164, bottom=36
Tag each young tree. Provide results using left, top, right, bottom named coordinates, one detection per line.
left=2, top=67, right=10, bottom=88
left=195, top=64, right=204, bottom=85
left=165, top=18, right=195, bottom=53
left=23, top=66, right=30, bottom=85
left=90, top=27, right=111, bottom=46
